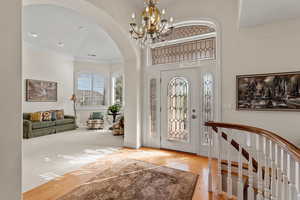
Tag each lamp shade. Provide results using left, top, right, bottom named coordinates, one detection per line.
left=70, top=94, right=77, bottom=102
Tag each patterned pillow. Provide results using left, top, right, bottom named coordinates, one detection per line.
left=30, top=112, right=42, bottom=122
left=56, top=110, right=64, bottom=120
left=41, top=111, right=51, bottom=121
left=50, top=111, right=57, bottom=121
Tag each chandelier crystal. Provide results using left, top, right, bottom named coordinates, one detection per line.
left=129, top=0, right=174, bottom=47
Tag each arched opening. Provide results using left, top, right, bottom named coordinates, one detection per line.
left=143, top=20, right=221, bottom=156
left=22, top=0, right=141, bottom=150
left=21, top=0, right=142, bottom=193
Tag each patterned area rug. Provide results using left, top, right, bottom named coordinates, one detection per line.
left=58, top=159, right=198, bottom=200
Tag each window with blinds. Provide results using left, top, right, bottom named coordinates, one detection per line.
left=77, top=73, right=106, bottom=106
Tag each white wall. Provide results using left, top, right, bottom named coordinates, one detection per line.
left=0, top=0, right=22, bottom=199
left=22, top=43, right=74, bottom=115
left=164, top=0, right=300, bottom=145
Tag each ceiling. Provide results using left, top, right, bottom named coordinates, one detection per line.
left=23, top=5, right=123, bottom=63
left=239, top=0, right=300, bottom=27
left=133, top=0, right=300, bottom=27
left=23, top=1, right=300, bottom=60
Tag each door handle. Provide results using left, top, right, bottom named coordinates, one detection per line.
left=191, top=114, right=197, bottom=119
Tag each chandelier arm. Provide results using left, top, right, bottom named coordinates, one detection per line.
left=158, top=23, right=167, bottom=33
left=130, top=24, right=144, bottom=38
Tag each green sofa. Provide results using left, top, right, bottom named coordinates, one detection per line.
left=23, top=113, right=77, bottom=139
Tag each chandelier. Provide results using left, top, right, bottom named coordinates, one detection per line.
left=129, top=0, right=174, bottom=47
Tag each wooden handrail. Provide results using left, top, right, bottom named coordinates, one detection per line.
left=205, top=121, right=300, bottom=162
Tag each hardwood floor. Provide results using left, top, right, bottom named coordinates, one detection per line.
left=23, top=147, right=220, bottom=200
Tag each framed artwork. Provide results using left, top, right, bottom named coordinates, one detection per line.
left=26, top=79, right=58, bottom=102
left=236, top=71, right=300, bottom=111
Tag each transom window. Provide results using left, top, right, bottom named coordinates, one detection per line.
left=150, top=24, right=216, bottom=65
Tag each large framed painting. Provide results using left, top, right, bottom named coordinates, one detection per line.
left=26, top=79, right=58, bottom=102
left=236, top=71, right=300, bottom=111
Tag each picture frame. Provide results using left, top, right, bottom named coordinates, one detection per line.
left=26, top=79, right=58, bottom=102
left=236, top=71, right=300, bottom=111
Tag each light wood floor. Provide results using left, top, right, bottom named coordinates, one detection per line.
left=23, top=147, right=220, bottom=200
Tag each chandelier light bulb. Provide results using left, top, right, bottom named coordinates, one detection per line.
left=145, top=6, right=149, bottom=12
left=132, top=13, right=136, bottom=19
left=170, top=17, right=174, bottom=23
left=162, top=9, right=166, bottom=15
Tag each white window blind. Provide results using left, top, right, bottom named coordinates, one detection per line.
left=77, top=73, right=106, bottom=106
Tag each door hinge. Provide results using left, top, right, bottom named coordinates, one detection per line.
left=160, top=78, right=162, bottom=83
left=160, top=107, right=162, bottom=112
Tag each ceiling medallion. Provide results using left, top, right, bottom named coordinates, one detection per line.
left=129, top=0, right=174, bottom=47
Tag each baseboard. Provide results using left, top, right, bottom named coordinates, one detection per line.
left=124, top=141, right=142, bottom=149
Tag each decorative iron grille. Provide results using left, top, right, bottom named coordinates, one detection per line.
left=151, top=37, right=216, bottom=65
left=154, top=25, right=215, bottom=43
left=202, top=73, right=214, bottom=145
left=149, top=79, right=157, bottom=137
left=167, top=77, right=189, bottom=142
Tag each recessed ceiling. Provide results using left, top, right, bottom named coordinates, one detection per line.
left=239, top=0, right=300, bottom=27
left=23, top=5, right=123, bottom=63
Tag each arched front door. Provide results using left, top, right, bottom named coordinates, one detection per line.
left=160, top=66, right=215, bottom=156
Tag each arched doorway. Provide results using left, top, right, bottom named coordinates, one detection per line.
left=23, top=0, right=142, bottom=148
left=143, top=20, right=221, bottom=156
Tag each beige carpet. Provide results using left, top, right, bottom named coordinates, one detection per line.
left=58, top=159, right=198, bottom=200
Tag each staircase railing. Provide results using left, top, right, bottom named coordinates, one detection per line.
left=205, top=121, right=300, bottom=200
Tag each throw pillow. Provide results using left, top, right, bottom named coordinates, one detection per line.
left=91, top=112, right=104, bottom=120
left=56, top=110, right=64, bottom=120
left=41, top=111, right=51, bottom=121
left=30, top=112, right=42, bottom=122
left=50, top=110, right=57, bottom=121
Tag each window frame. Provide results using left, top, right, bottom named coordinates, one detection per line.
left=111, top=71, right=124, bottom=106
left=75, top=71, right=109, bottom=110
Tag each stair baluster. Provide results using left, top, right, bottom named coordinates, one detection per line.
left=237, top=131, right=244, bottom=200
left=282, top=150, right=289, bottom=200
left=288, top=156, right=296, bottom=200
left=227, top=129, right=233, bottom=198
left=208, top=125, right=213, bottom=192
left=248, top=133, right=255, bottom=200
left=269, top=140, right=277, bottom=200
left=263, top=137, right=271, bottom=200
left=217, top=127, right=222, bottom=194
left=296, top=161, right=300, bottom=200
left=275, top=144, right=282, bottom=200
left=257, top=134, right=264, bottom=200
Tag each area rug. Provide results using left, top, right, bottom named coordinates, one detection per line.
left=58, top=159, right=198, bottom=200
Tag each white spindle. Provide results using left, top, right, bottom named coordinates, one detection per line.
left=237, top=132, right=244, bottom=200
left=227, top=129, right=233, bottom=198
left=288, top=157, right=296, bottom=200
left=296, top=161, right=300, bottom=200
left=257, top=135, right=264, bottom=200
left=247, top=133, right=255, bottom=200
left=208, top=126, right=213, bottom=192
left=269, top=140, right=277, bottom=200
left=281, top=150, right=289, bottom=200
left=264, top=137, right=270, bottom=200
left=275, top=145, right=282, bottom=200
left=217, top=127, right=222, bottom=194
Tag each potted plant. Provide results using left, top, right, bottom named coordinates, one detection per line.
left=108, top=104, right=121, bottom=123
